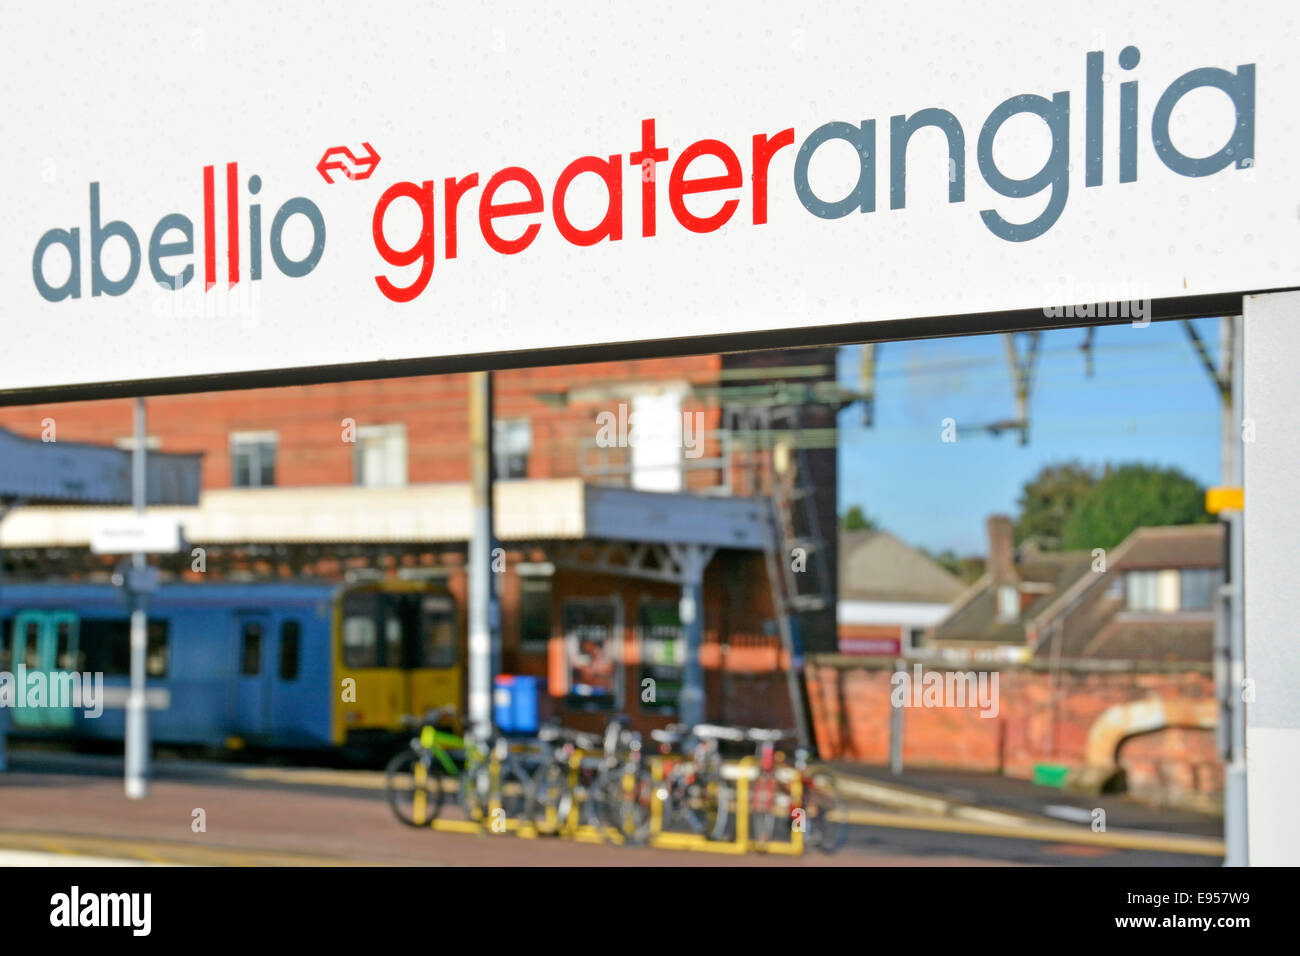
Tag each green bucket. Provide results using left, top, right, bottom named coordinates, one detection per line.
left=1033, top=763, right=1071, bottom=788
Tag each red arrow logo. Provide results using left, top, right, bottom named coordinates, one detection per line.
left=316, top=143, right=381, bottom=183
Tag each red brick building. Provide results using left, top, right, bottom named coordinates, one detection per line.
left=0, top=349, right=842, bottom=736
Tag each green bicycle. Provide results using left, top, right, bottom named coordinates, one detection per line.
left=385, top=706, right=471, bottom=827
left=385, top=706, right=536, bottom=828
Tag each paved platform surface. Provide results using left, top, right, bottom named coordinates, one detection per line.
left=830, top=763, right=1223, bottom=834
left=0, top=750, right=1220, bottom=866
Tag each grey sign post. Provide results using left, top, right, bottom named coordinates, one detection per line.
left=126, top=398, right=150, bottom=799
left=84, top=399, right=186, bottom=799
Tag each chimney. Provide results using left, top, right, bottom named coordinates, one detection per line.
left=986, top=514, right=1019, bottom=585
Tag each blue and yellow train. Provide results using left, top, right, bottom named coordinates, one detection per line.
left=0, top=579, right=462, bottom=750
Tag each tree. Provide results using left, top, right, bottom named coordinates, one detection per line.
left=841, top=505, right=878, bottom=532
left=1014, top=461, right=1097, bottom=548
left=1061, top=464, right=1210, bottom=551
left=923, top=548, right=986, bottom=585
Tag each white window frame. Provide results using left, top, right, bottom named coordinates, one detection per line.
left=229, top=430, right=278, bottom=488
left=494, top=418, right=533, bottom=480
left=354, top=423, right=408, bottom=488
left=996, top=585, right=1019, bottom=622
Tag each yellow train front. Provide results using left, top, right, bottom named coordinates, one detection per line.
left=0, top=579, right=462, bottom=752
left=332, top=580, right=463, bottom=746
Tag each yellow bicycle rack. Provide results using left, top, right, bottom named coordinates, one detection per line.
left=424, top=747, right=806, bottom=856
left=646, top=756, right=804, bottom=856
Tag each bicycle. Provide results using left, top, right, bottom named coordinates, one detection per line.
left=744, top=728, right=845, bottom=854
left=459, top=722, right=537, bottom=829
left=528, top=722, right=604, bottom=835
left=384, top=706, right=467, bottom=827
left=746, top=727, right=790, bottom=845
left=587, top=718, right=654, bottom=844
left=386, top=708, right=536, bottom=831
left=648, top=723, right=738, bottom=841
left=794, top=749, right=845, bottom=853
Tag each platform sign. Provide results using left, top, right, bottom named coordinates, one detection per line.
left=1, top=0, right=1296, bottom=398
left=90, top=515, right=184, bottom=555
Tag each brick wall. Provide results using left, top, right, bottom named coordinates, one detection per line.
left=805, top=656, right=1221, bottom=807
left=0, top=356, right=724, bottom=490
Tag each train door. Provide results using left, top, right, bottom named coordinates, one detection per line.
left=337, top=589, right=406, bottom=733
left=404, top=592, right=461, bottom=727
left=232, top=612, right=272, bottom=738
left=10, top=610, right=80, bottom=729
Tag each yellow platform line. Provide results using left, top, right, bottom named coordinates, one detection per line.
left=0, top=830, right=392, bottom=867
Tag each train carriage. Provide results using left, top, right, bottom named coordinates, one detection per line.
left=0, top=579, right=461, bottom=751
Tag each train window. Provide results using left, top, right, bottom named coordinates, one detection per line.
left=384, top=611, right=404, bottom=668
left=416, top=595, right=457, bottom=668
left=75, top=620, right=169, bottom=678
left=342, top=591, right=380, bottom=668
left=280, top=620, right=301, bottom=680
left=24, top=621, right=40, bottom=668
left=241, top=622, right=262, bottom=676
left=146, top=623, right=169, bottom=677
left=55, top=620, right=77, bottom=670
left=0, top=619, right=10, bottom=670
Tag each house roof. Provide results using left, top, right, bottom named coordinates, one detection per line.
left=1107, top=523, right=1222, bottom=569
left=931, top=548, right=1095, bottom=645
left=839, top=530, right=965, bottom=604
left=1026, top=523, right=1223, bottom=662
left=1078, top=616, right=1215, bottom=661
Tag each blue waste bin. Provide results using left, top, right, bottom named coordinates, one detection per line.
left=493, top=675, right=540, bottom=734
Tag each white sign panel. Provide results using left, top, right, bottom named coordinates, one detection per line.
left=99, top=687, right=172, bottom=711
left=90, top=515, right=184, bottom=555
left=2, top=1, right=1296, bottom=395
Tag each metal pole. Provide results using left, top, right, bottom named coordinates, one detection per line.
left=467, top=371, right=500, bottom=738
left=1222, top=315, right=1248, bottom=865
left=0, top=500, right=8, bottom=773
left=890, top=657, right=904, bottom=775
left=678, top=546, right=705, bottom=729
left=125, top=397, right=149, bottom=799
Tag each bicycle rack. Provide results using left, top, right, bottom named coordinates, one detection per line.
left=424, top=750, right=806, bottom=856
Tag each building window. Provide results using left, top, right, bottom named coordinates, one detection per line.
left=996, top=585, right=1019, bottom=622
left=231, top=431, right=277, bottom=487
left=354, top=424, right=408, bottom=487
left=1127, top=571, right=1158, bottom=611
left=564, top=599, right=620, bottom=710
left=905, top=627, right=928, bottom=654
left=637, top=600, right=684, bottom=713
left=1180, top=568, right=1218, bottom=610
left=1126, top=569, right=1212, bottom=613
left=518, top=567, right=553, bottom=650
left=631, top=391, right=685, bottom=492
left=494, top=419, right=532, bottom=479
left=279, top=620, right=301, bottom=681
left=240, top=622, right=262, bottom=676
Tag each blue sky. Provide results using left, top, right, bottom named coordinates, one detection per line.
left=835, top=317, right=1225, bottom=555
